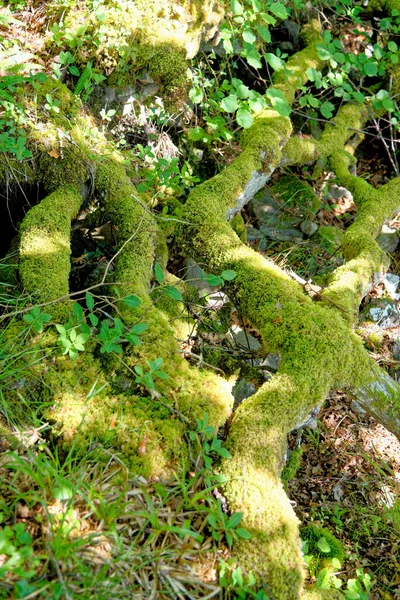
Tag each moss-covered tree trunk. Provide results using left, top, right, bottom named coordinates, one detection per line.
left=1, top=1, right=400, bottom=598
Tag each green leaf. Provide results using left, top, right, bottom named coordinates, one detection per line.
left=388, top=40, right=398, bottom=52
left=227, top=512, right=243, bottom=528
left=236, top=107, right=253, bottom=128
left=155, top=370, right=168, bottom=379
left=220, top=94, right=238, bottom=113
left=266, top=88, right=291, bottom=116
left=243, top=47, right=262, bottom=69
left=143, top=371, right=155, bottom=390
left=126, top=333, right=141, bottom=346
left=221, top=269, right=237, bottom=281
left=269, top=2, right=288, bottom=19
left=320, top=101, right=335, bottom=118
left=73, top=302, right=84, bottom=319
left=131, top=323, right=148, bottom=335
left=256, top=24, right=270, bottom=42
left=208, top=514, right=218, bottom=528
left=364, top=62, right=378, bottom=77
left=124, top=294, right=142, bottom=309
left=216, top=447, right=232, bottom=458
left=69, top=65, right=80, bottom=76
left=317, top=536, right=331, bottom=553
left=165, top=286, right=183, bottom=301
left=265, top=52, right=284, bottom=71
left=230, top=0, right=244, bottom=14
left=85, top=292, right=95, bottom=310
left=148, top=357, right=163, bottom=372
left=206, top=274, right=224, bottom=287
left=242, top=29, right=256, bottom=44
left=154, top=262, right=164, bottom=283
left=236, top=527, right=252, bottom=539
left=134, top=365, right=143, bottom=376
left=88, top=312, right=98, bottom=326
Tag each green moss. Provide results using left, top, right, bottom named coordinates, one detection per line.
left=37, top=145, right=89, bottom=192
left=271, top=175, right=322, bottom=216
left=317, top=104, right=367, bottom=159
left=230, top=212, right=247, bottom=242
left=300, top=524, right=346, bottom=574
left=19, top=185, right=82, bottom=318
left=281, top=447, right=302, bottom=487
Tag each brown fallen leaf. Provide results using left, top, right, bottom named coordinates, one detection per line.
left=48, top=148, right=60, bottom=158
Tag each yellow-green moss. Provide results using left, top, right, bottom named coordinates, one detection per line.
left=19, top=185, right=82, bottom=318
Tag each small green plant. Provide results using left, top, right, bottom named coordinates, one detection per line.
left=134, top=358, right=168, bottom=391
left=0, top=517, right=41, bottom=595
left=22, top=306, right=52, bottom=333
left=55, top=324, right=89, bottom=360
left=44, top=93, right=60, bottom=114
left=219, top=559, right=271, bottom=599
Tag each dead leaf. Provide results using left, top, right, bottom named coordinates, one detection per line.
left=48, top=148, right=60, bottom=158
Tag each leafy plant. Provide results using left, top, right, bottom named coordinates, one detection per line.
left=23, top=307, right=52, bottom=334
left=134, top=358, right=168, bottom=391
left=55, top=324, right=89, bottom=360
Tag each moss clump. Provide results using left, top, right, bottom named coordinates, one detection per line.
left=301, top=524, right=346, bottom=576
left=271, top=175, right=322, bottom=216
left=281, top=447, right=302, bottom=488
left=19, top=185, right=82, bottom=318
left=230, top=212, right=247, bottom=243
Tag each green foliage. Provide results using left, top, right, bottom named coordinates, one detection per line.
left=23, top=306, right=52, bottom=334
left=135, top=144, right=199, bottom=195
left=134, top=358, right=168, bottom=391
left=219, top=559, right=271, bottom=599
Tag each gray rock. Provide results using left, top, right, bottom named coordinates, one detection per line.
left=300, top=220, right=318, bottom=237
left=363, top=298, right=399, bottom=329
left=329, top=184, right=353, bottom=201
left=228, top=325, right=261, bottom=351
left=392, top=341, right=400, bottom=360
left=184, top=258, right=215, bottom=297
left=377, top=224, right=399, bottom=254
left=232, top=379, right=256, bottom=405
left=250, top=188, right=303, bottom=242
left=261, top=353, right=281, bottom=372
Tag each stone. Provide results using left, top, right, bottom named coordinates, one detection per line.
left=377, top=224, right=399, bottom=254
left=228, top=325, right=261, bottom=351
left=300, top=219, right=318, bottom=236
left=232, top=379, right=256, bottom=405
left=261, top=353, right=281, bottom=372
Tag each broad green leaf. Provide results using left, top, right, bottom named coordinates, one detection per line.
left=148, top=357, right=163, bottom=372
left=134, top=365, right=143, bottom=376
left=256, top=24, right=270, bottom=42
left=265, top=52, right=284, bottom=71
left=85, top=292, right=95, bottom=310
left=131, top=323, right=148, bottom=335
left=242, top=29, right=256, bottom=44
left=165, top=286, right=183, bottom=301
left=124, top=294, right=142, bottom=309
left=221, top=269, right=237, bottom=281
left=227, top=512, right=243, bottom=528
left=188, top=126, right=206, bottom=141
left=126, top=333, right=141, bottom=346
left=236, top=107, right=253, bottom=128
left=364, top=62, right=378, bottom=77
left=154, top=262, right=164, bottom=283
left=388, top=40, right=398, bottom=52
left=220, top=94, right=238, bottom=113
left=267, top=88, right=291, bottom=116
left=320, top=101, right=335, bottom=118
left=317, top=536, right=331, bottom=553
left=236, top=528, right=252, bottom=539
left=243, top=47, right=262, bottom=69
left=230, top=0, right=243, bottom=14
left=143, top=371, right=155, bottom=390
left=206, top=274, right=224, bottom=286
left=269, top=2, right=288, bottom=19
left=155, top=370, right=168, bottom=379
